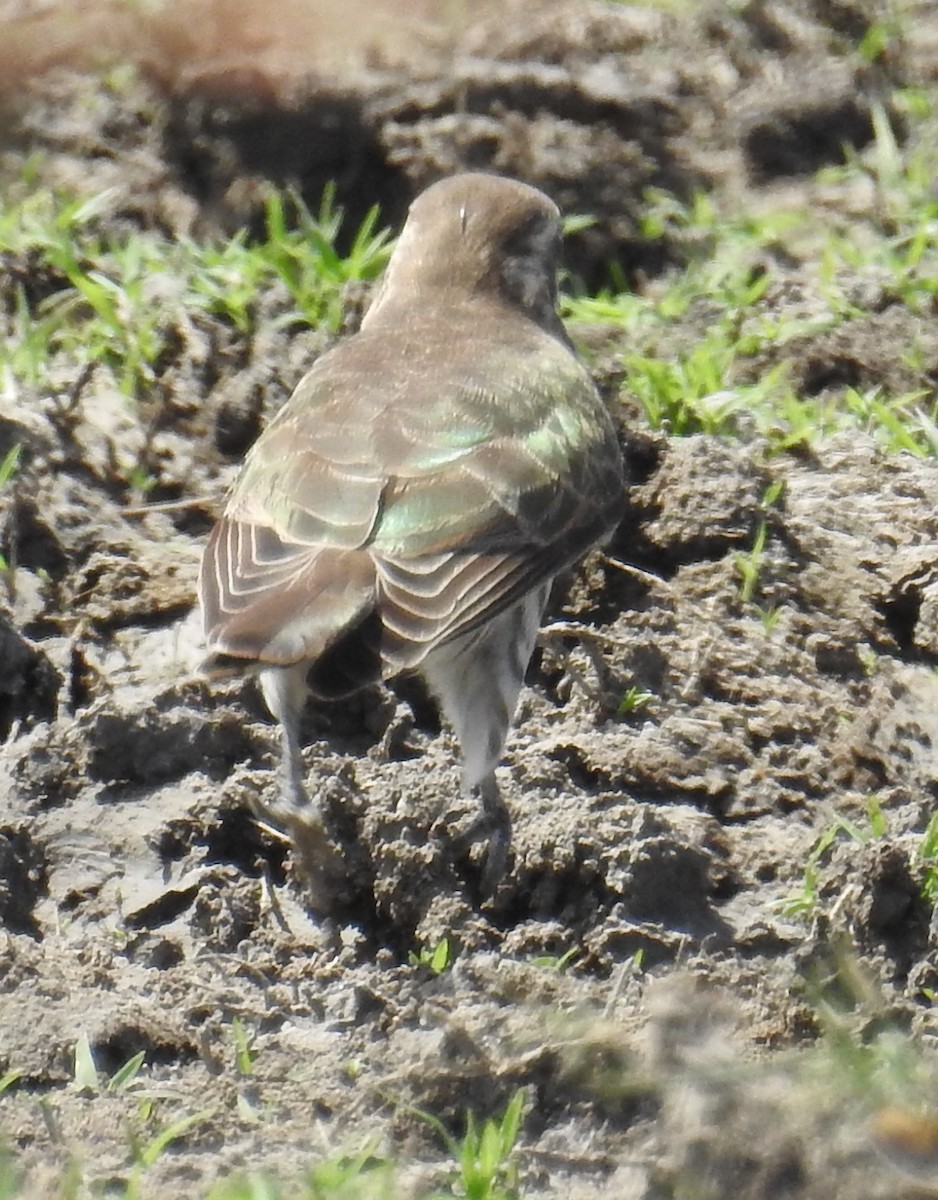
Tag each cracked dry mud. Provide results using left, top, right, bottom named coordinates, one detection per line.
left=1, top=2, right=938, bottom=1197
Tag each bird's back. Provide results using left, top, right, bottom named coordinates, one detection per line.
left=200, top=297, right=622, bottom=697
left=200, top=173, right=624, bottom=701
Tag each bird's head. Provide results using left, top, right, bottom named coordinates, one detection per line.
left=364, top=173, right=567, bottom=337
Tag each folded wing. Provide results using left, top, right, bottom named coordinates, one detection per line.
left=198, top=313, right=624, bottom=685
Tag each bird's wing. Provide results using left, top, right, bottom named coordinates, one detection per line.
left=199, top=410, right=385, bottom=664
left=200, top=519, right=376, bottom=665
left=368, top=334, right=625, bottom=663
left=199, top=318, right=623, bottom=671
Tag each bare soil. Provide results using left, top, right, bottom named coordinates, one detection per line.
left=1, top=2, right=938, bottom=1196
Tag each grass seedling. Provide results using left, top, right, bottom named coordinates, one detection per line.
left=531, top=946, right=579, bottom=973
left=72, top=1033, right=147, bottom=1095
left=207, top=1143, right=395, bottom=1200
left=422, top=1088, right=526, bottom=1200
left=616, top=686, right=654, bottom=717
left=780, top=796, right=889, bottom=917
left=865, top=794, right=889, bottom=839
left=0, top=445, right=20, bottom=490
left=734, top=521, right=768, bottom=605
left=858, top=18, right=903, bottom=64
left=0, top=442, right=21, bottom=597
left=134, top=1109, right=212, bottom=1170
left=208, top=1175, right=284, bottom=1200
left=915, top=810, right=938, bottom=904
left=305, top=1142, right=394, bottom=1200
left=838, top=386, right=938, bottom=458
left=0, top=1150, right=21, bottom=1200
left=72, top=1032, right=99, bottom=1093
left=755, top=604, right=781, bottom=632
left=261, top=186, right=392, bottom=332
left=125, top=463, right=157, bottom=500
left=107, top=1051, right=146, bottom=1094
left=409, top=936, right=453, bottom=975
left=804, top=945, right=938, bottom=1118
left=735, top=480, right=784, bottom=606
left=623, top=336, right=739, bottom=436
left=0, top=180, right=395, bottom=408
left=230, top=1017, right=257, bottom=1077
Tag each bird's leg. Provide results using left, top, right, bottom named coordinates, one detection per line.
left=473, top=770, right=512, bottom=897
left=279, top=710, right=311, bottom=814
left=420, top=657, right=514, bottom=895
left=439, top=767, right=511, bottom=898
left=259, top=666, right=349, bottom=910
left=423, top=585, right=550, bottom=899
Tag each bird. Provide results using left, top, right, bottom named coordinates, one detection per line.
left=198, top=172, right=625, bottom=910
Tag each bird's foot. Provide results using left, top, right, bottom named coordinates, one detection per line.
left=254, top=778, right=351, bottom=915
left=436, top=776, right=512, bottom=901
left=373, top=702, right=416, bottom=764
left=284, top=809, right=351, bottom=915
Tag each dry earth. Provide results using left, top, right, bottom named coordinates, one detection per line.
left=1, top=1, right=938, bottom=1196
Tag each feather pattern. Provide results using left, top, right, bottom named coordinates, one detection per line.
left=200, top=308, right=622, bottom=674
left=197, top=172, right=626, bottom=902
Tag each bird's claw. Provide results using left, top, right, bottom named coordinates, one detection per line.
left=437, top=787, right=513, bottom=900
left=253, top=783, right=351, bottom=915
left=283, top=809, right=351, bottom=914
